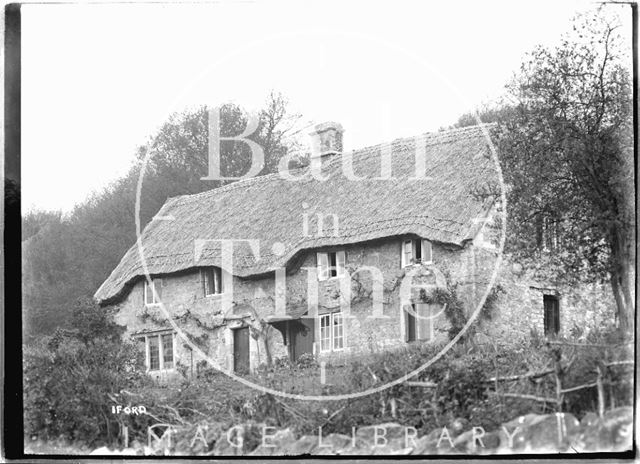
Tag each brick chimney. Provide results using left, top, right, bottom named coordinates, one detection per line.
left=309, top=121, right=344, bottom=161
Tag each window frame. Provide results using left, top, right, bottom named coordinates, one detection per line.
left=144, top=277, right=163, bottom=306
left=401, top=239, right=433, bottom=267
left=405, top=304, right=434, bottom=343
left=318, top=311, right=345, bottom=353
left=143, top=331, right=176, bottom=372
left=317, top=250, right=346, bottom=281
left=201, top=267, right=223, bottom=297
left=537, top=213, right=561, bottom=252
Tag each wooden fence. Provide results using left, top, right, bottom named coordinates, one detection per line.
left=403, top=339, right=633, bottom=418
left=485, top=340, right=633, bottom=417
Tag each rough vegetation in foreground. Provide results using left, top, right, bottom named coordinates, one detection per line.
left=24, top=307, right=633, bottom=456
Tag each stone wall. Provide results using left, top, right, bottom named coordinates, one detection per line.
left=111, top=237, right=465, bottom=376
left=110, top=229, right=615, bottom=379
left=87, top=407, right=633, bottom=455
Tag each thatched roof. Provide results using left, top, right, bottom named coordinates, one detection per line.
left=95, top=124, right=498, bottom=304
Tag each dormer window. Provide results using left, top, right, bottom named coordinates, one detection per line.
left=317, top=250, right=346, bottom=281
left=401, top=239, right=432, bottom=268
left=144, top=278, right=163, bottom=306
left=202, top=267, right=223, bottom=296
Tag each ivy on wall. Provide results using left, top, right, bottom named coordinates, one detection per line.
left=418, top=282, right=505, bottom=342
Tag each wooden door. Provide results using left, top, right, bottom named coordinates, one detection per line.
left=233, top=327, right=250, bottom=374
left=289, top=319, right=314, bottom=361
left=543, top=295, right=560, bottom=336
left=405, top=307, right=416, bottom=342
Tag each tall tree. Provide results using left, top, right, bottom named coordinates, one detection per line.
left=23, top=92, right=299, bottom=337
left=494, top=7, right=634, bottom=333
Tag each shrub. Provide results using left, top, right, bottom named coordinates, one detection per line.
left=24, top=299, right=149, bottom=446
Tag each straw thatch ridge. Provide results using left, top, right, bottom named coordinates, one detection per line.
left=95, top=124, right=499, bottom=304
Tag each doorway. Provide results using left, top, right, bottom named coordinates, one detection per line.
left=288, top=319, right=315, bottom=361
left=233, top=327, right=250, bottom=374
left=543, top=295, right=560, bottom=336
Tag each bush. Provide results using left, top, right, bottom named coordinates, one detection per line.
left=24, top=299, right=149, bottom=446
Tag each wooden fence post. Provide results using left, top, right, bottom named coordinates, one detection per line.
left=596, top=365, right=605, bottom=418
left=552, top=347, right=563, bottom=412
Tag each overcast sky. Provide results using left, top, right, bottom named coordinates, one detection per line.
left=21, top=0, right=626, bottom=212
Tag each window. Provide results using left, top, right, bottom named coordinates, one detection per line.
left=543, top=295, right=560, bottom=336
left=401, top=239, right=433, bottom=267
left=536, top=213, right=561, bottom=252
left=144, top=332, right=175, bottom=371
left=332, top=313, right=344, bottom=350
left=319, top=312, right=344, bottom=352
left=162, top=333, right=174, bottom=369
left=405, top=304, right=434, bottom=342
left=148, top=335, right=160, bottom=370
left=144, top=278, right=163, bottom=306
left=202, top=267, right=223, bottom=296
left=317, top=250, right=346, bottom=281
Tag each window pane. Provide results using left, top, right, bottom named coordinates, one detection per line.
left=203, top=268, right=223, bottom=295
left=203, top=269, right=211, bottom=295
left=403, top=241, right=412, bottom=266
left=320, top=315, right=331, bottom=351
left=149, top=336, right=160, bottom=370
left=329, top=252, right=337, bottom=277
left=145, top=280, right=161, bottom=304
left=414, top=239, right=422, bottom=261
left=317, top=253, right=329, bottom=281
left=203, top=268, right=214, bottom=295
left=333, top=313, right=343, bottom=349
left=422, top=240, right=432, bottom=263
left=162, top=334, right=174, bottom=369
left=336, top=251, right=346, bottom=277
left=154, top=279, right=162, bottom=300
left=214, top=268, right=222, bottom=293
left=145, top=281, right=152, bottom=305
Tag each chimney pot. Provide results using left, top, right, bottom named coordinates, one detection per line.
left=309, top=121, right=344, bottom=160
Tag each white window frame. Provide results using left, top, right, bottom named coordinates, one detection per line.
left=201, top=267, right=223, bottom=297
left=143, top=331, right=176, bottom=372
left=317, top=250, right=346, bottom=281
left=319, top=312, right=345, bottom=353
left=144, top=277, right=163, bottom=306
left=401, top=239, right=433, bottom=268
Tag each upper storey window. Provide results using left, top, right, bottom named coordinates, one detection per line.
left=401, top=239, right=432, bottom=267
left=202, top=267, right=223, bottom=296
left=317, top=250, right=346, bottom=281
left=144, top=278, right=163, bottom=306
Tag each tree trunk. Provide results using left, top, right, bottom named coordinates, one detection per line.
left=261, top=332, right=273, bottom=367
left=609, top=225, right=634, bottom=336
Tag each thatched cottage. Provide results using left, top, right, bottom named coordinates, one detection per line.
left=95, top=123, right=614, bottom=380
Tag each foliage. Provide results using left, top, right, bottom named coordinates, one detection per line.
left=448, top=7, right=634, bottom=333
left=419, top=282, right=504, bottom=342
left=25, top=310, right=632, bottom=452
left=449, top=102, right=517, bottom=129
left=495, top=7, right=634, bottom=331
left=23, top=299, right=149, bottom=446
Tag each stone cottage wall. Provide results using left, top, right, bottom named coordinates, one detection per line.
left=111, top=236, right=463, bottom=376
left=478, top=264, right=616, bottom=343
left=110, top=228, right=616, bottom=380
